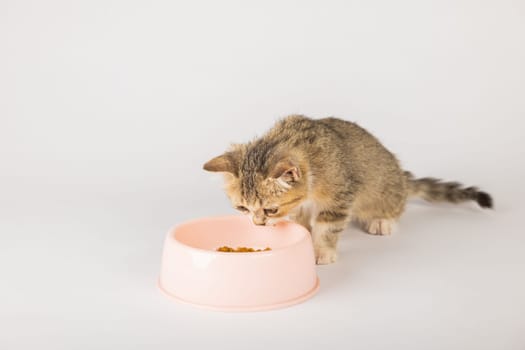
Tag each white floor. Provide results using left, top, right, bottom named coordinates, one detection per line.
left=1, top=168, right=524, bottom=350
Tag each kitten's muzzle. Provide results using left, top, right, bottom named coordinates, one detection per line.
left=252, top=216, right=266, bottom=226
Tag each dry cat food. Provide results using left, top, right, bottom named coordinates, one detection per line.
left=216, top=246, right=272, bottom=253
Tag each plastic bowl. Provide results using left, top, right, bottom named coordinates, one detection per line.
left=158, top=215, right=319, bottom=312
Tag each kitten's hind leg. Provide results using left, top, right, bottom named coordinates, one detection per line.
left=312, top=210, right=350, bottom=265
left=352, top=189, right=405, bottom=236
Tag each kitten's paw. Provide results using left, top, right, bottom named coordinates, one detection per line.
left=315, top=247, right=337, bottom=265
left=366, top=219, right=393, bottom=235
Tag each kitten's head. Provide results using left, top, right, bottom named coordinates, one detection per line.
left=203, top=144, right=308, bottom=226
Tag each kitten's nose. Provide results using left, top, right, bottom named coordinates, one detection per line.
left=252, top=216, right=266, bottom=226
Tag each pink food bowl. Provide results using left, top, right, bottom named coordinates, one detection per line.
left=158, top=215, right=319, bottom=312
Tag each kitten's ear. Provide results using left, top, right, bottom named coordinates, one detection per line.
left=270, top=159, right=301, bottom=184
left=203, top=152, right=238, bottom=176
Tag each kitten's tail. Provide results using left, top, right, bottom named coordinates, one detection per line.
left=404, top=171, right=493, bottom=209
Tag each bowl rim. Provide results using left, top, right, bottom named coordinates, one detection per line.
left=167, top=214, right=311, bottom=256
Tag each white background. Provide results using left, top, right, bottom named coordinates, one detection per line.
left=1, top=1, right=524, bottom=349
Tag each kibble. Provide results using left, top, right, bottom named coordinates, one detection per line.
left=216, top=246, right=272, bottom=253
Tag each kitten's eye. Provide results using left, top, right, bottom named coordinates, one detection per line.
left=235, top=206, right=249, bottom=213
left=264, top=208, right=278, bottom=216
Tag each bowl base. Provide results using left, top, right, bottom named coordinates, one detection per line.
left=158, top=277, right=320, bottom=312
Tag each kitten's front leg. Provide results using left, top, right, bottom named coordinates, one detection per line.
left=289, top=206, right=312, bottom=232
left=312, top=210, right=350, bottom=265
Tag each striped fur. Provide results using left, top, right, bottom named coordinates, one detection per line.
left=405, top=172, right=493, bottom=208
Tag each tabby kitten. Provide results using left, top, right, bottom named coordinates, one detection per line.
left=203, top=115, right=492, bottom=264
